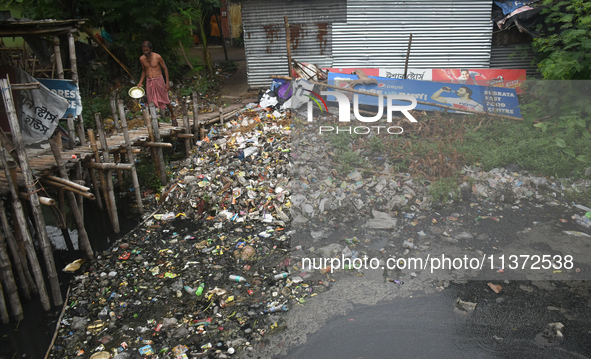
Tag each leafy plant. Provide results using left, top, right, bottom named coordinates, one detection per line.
left=532, top=0, right=591, bottom=80
left=428, top=176, right=460, bottom=204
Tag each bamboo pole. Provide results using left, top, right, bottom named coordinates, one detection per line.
left=0, top=230, right=23, bottom=321
left=67, top=114, right=75, bottom=150
left=182, top=115, right=191, bottom=157
left=75, top=162, right=84, bottom=220
left=52, top=36, right=64, bottom=80
left=84, top=162, right=133, bottom=170
left=49, top=139, right=93, bottom=258
left=284, top=16, right=293, bottom=77
left=109, top=93, right=120, bottom=132
left=140, top=142, right=173, bottom=148
left=192, top=92, right=199, bottom=139
left=41, top=179, right=96, bottom=200
left=88, top=167, right=103, bottom=210
left=88, top=129, right=114, bottom=228
left=0, top=282, right=8, bottom=324
left=18, top=193, right=55, bottom=206
left=117, top=100, right=144, bottom=214
left=76, top=115, right=87, bottom=147
left=403, top=34, right=412, bottom=79
left=113, top=152, right=124, bottom=190
left=148, top=103, right=167, bottom=186
left=142, top=109, right=161, bottom=180
left=45, top=175, right=90, bottom=192
left=218, top=107, right=224, bottom=126
left=0, top=78, right=62, bottom=307
left=67, top=30, right=78, bottom=83
left=94, top=114, right=120, bottom=233
left=0, top=200, right=32, bottom=300
left=0, top=154, right=49, bottom=309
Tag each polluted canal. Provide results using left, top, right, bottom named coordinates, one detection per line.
left=2, top=90, right=591, bottom=359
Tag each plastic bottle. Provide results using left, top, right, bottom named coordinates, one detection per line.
left=273, top=272, right=289, bottom=280
left=184, top=285, right=195, bottom=294
left=229, top=275, right=246, bottom=282
left=265, top=305, right=288, bottom=313
left=195, top=283, right=205, bottom=296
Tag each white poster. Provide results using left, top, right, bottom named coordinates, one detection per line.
left=19, top=70, right=69, bottom=144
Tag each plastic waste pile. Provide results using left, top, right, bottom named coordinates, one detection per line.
left=49, top=100, right=327, bottom=358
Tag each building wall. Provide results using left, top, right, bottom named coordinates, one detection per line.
left=0, top=4, right=24, bottom=48
left=242, top=0, right=496, bottom=88
left=242, top=0, right=347, bottom=87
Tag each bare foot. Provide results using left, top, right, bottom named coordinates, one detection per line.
left=171, top=117, right=178, bottom=126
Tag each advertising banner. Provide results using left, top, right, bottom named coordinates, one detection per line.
left=323, top=68, right=526, bottom=93
left=327, top=72, right=522, bottom=118
left=37, top=78, right=82, bottom=118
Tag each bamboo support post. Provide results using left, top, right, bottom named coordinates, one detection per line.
left=49, top=139, right=93, bottom=258
left=0, top=78, right=62, bottom=307
left=218, top=107, right=224, bottom=126
left=117, top=100, right=144, bottom=214
left=142, top=109, right=161, bottom=180
left=109, top=93, right=120, bottom=132
left=58, top=187, right=65, bottom=215
left=88, top=167, right=103, bottom=210
left=200, top=126, right=205, bottom=140
left=67, top=30, right=78, bottom=83
left=18, top=193, right=55, bottom=206
left=182, top=115, right=191, bottom=157
left=192, top=92, right=199, bottom=136
left=45, top=174, right=90, bottom=192
left=88, top=129, right=115, bottom=228
left=76, top=115, right=87, bottom=147
left=67, top=114, right=75, bottom=149
left=56, top=131, right=62, bottom=149
left=177, top=133, right=194, bottom=139
left=284, top=16, right=293, bottom=77
left=0, top=151, right=49, bottom=310
left=94, top=114, right=120, bottom=233
left=52, top=36, right=64, bottom=80
left=0, top=283, right=8, bottom=324
left=75, top=162, right=84, bottom=220
left=0, top=200, right=32, bottom=300
left=148, top=103, right=168, bottom=186
left=113, top=152, right=124, bottom=190
left=0, top=230, right=24, bottom=321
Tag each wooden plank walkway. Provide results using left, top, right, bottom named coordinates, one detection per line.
left=0, top=101, right=251, bottom=196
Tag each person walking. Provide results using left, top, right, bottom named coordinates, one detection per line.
left=138, top=40, right=177, bottom=125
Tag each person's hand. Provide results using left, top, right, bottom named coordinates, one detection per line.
left=137, top=83, right=142, bottom=88
left=442, top=86, right=452, bottom=92
left=166, top=83, right=171, bottom=91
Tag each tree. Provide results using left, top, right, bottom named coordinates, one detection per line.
left=531, top=0, right=591, bottom=79
left=178, top=0, right=221, bottom=76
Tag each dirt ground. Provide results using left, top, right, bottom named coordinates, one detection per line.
left=190, top=44, right=250, bottom=98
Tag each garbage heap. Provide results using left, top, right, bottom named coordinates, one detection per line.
left=50, top=104, right=316, bottom=359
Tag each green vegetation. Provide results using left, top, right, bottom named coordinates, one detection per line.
left=428, top=176, right=460, bottom=204
left=532, top=0, right=591, bottom=80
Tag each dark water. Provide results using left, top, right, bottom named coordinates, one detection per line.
left=287, top=281, right=591, bottom=359
left=0, top=196, right=141, bottom=359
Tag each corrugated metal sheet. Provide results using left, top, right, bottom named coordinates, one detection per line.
left=242, top=0, right=346, bottom=87
left=331, top=0, right=493, bottom=68
left=490, top=44, right=540, bottom=78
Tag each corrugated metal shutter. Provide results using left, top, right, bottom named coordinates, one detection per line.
left=242, top=0, right=346, bottom=88
left=332, top=0, right=493, bottom=69
left=490, top=44, right=540, bottom=78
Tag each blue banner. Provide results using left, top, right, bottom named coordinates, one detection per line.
left=36, top=79, right=82, bottom=118
left=327, top=73, right=521, bottom=118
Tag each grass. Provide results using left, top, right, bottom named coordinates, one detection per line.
left=459, top=120, right=591, bottom=178
left=428, top=175, right=461, bottom=204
